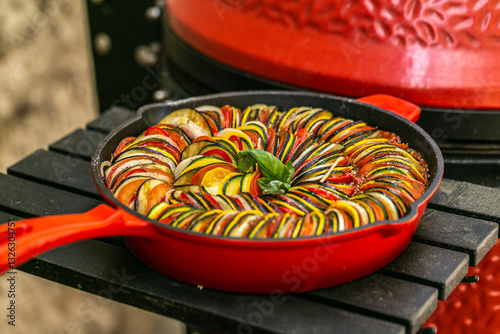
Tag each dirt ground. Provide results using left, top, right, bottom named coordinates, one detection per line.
left=0, top=1, right=184, bottom=333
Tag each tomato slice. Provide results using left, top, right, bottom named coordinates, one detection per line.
left=325, top=174, right=353, bottom=184
left=295, top=128, right=308, bottom=138
left=325, top=183, right=358, bottom=197
left=128, top=193, right=137, bottom=208
left=304, top=186, right=340, bottom=202
left=266, top=128, right=276, bottom=153
left=145, top=126, right=169, bottom=137
left=155, top=124, right=190, bottom=151
left=201, top=114, right=220, bottom=135
left=378, top=130, right=402, bottom=145
left=115, top=177, right=150, bottom=208
left=159, top=217, right=174, bottom=225
left=299, top=215, right=313, bottom=237
left=287, top=128, right=309, bottom=161
left=250, top=171, right=263, bottom=196
left=259, top=107, right=270, bottom=125
left=113, top=136, right=136, bottom=157
left=243, top=131, right=260, bottom=149
left=146, top=183, right=174, bottom=213
left=193, top=136, right=215, bottom=143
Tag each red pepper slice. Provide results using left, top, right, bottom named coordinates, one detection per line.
left=221, top=105, right=233, bottom=128
left=232, top=197, right=245, bottom=210
left=229, top=135, right=244, bottom=150
left=180, top=192, right=197, bottom=206
left=276, top=206, right=295, bottom=215
left=202, top=193, right=222, bottom=210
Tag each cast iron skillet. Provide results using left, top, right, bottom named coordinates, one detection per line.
left=0, top=91, right=443, bottom=293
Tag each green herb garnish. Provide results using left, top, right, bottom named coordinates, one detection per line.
left=237, top=149, right=294, bottom=195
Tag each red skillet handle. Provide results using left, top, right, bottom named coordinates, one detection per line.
left=357, top=94, right=421, bottom=123
left=0, top=204, right=152, bottom=274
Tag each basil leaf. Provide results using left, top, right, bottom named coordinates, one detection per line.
left=238, top=149, right=295, bottom=195
left=237, top=151, right=259, bottom=173
left=257, top=178, right=290, bottom=195
left=238, top=149, right=282, bottom=177
left=284, top=161, right=294, bottom=183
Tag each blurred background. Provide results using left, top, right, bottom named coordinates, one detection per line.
left=0, top=0, right=96, bottom=173
left=0, top=1, right=184, bottom=333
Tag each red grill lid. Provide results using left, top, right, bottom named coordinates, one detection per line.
left=166, top=0, right=500, bottom=110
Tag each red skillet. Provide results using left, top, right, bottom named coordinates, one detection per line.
left=0, top=91, right=443, bottom=293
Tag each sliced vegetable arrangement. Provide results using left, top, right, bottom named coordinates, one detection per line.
left=102, top=104, right=429, bottom=238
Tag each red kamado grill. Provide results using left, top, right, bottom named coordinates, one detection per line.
left=157, top=1, right=500, bottom=333
left=161, top=0, right=500, bottom=187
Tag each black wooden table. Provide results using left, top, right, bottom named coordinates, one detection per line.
left=1, top=107, right=499, bottom=334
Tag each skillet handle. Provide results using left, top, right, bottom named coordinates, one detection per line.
left=357, top=94, right=421, bottom=123
left=0, top=204, right=152, bottom=274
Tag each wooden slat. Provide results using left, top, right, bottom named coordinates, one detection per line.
left=304, top=274, right=437, bottom=334
left=86, top=106, right=136, bottom=133
left=430, top=178, right=500, bottom=224
left=7, top=149, right=102, bottom=200
left=381, top=242, right=469, bottom=300
left=0, top=173, right=102, bottom=218
left=0, top=211, right=22, bottom=224
left=415, top=209, right=498, bottom=266
left=49, top=129, right=105, bottom=160
left=20, top=239, right=405, bottom=334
